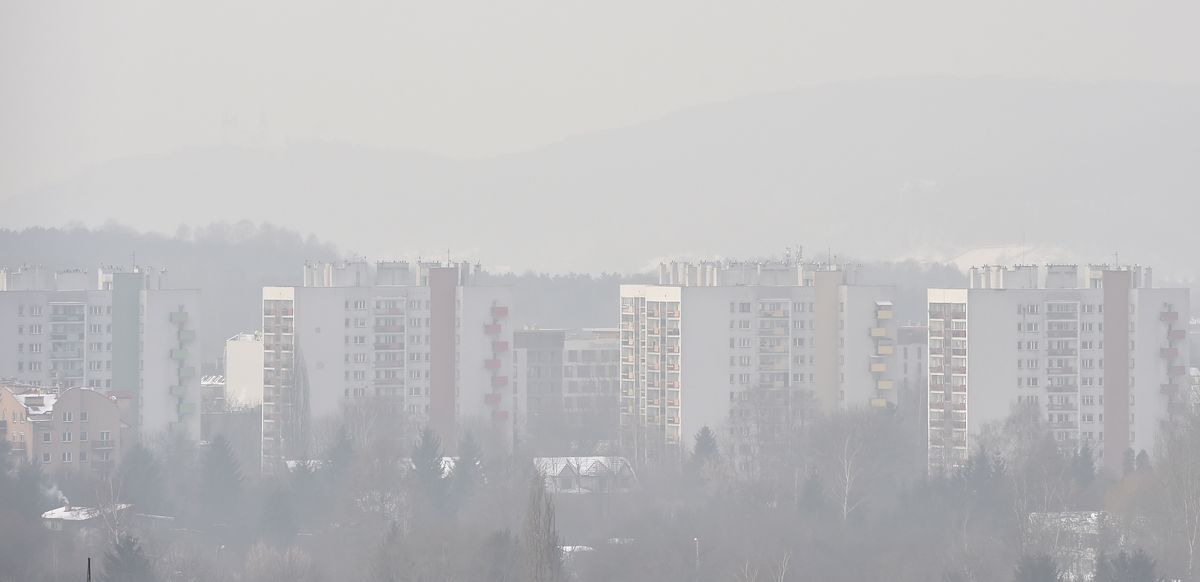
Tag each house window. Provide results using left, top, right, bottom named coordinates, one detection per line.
left=42, top=432, right=51, bottom=443
left=41, top=453, right=51, bottom=463
left=80, top=411, right=88, bottom=422
left=61, top=452, right=72, bottom=463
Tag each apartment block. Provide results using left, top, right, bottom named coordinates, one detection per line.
left=619, top=259, right=899, bottom=472
left=0, top=266, right=202, bottom=440
left=262, top=261, right=513, bottom=472
left=927, top=264, right=1190, bottom=475
left=512, top=328, right=620, bottom=453
left=0, top=385, right=123, bottom=473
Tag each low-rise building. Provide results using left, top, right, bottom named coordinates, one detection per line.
left=1, top=385, right=124, bottom=474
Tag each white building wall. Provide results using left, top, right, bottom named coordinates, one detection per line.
left=225, top=333, right=265, bottom=408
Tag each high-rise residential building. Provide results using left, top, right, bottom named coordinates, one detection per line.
left=619, top=259, right=899, bottom=473
left=512, top=328, right=621, bottom=453
left=261, top=260, right=513, bottom=473
left=927, top=264, right=1190, bottom=475
left=224, top=332, right=264, bottom=408
left=0, top=266, right=202, bottom=440
left=562, top=329, right=621, bottom=450
left=513, top=329, right=565, bottom=451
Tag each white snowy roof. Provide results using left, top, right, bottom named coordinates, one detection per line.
left=42, top=504, right=132, bottom=522
left=533, top=456, right=634, bottom=478
left=15, top=393, right=57, bottom=416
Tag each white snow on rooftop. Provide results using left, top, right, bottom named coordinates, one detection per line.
left=15, top=393, right=57, bottom=415
left=42, top=504, right=132, bottom=522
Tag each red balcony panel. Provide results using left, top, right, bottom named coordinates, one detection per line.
left=483, top=323, right=502, bottom=335
left=1162, top=384, right=1180, bottom=395
left=484, top=393, right=502, bottom=406
left=492, top=341, right=510, bottom=353
left=1169, top=329, right=1187, bottom=341
left=1161, top=311, right=1180, bottom=322
left=492, top=410, right=510, bottom=422
left=484, top=358, right=502, bottom=370
left=492, top=375, right=509, bottom=388
left=1161, top=348, right=1179, bottom=358
left=1170, top=366, right=1187, bottom=377
left=491, top=306, right=509, bottom=318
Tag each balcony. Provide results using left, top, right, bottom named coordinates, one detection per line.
left=876, top=380, right=894, bottom=390
left=1047, top=330, right=1077, bottom=339
left=169, top=311, right=189, bottom=324
left=1046, top=402, right=1075, bottom=411
left=374, top=324, right=404, bottom=333
left=169, top=385, right=188, bottom=397
left=170, top=348, right=189, bottom=361
left=374, top=378, right=403, bottom=386
left=1046, top=384, right=1079, bottom=393
left=870, top=398, right=889, bottom=409
left=178, top=366, right=196, bottom=380
left=484, top=393, right=502, bottom=406
left=1048, top=422, right=1078, bottom=430
left=492, top=375, right=509, bottom=388
left=869, top=361, right=887, bottom=374
left=484, top=358, right=502, bottom=370
left=1160, top=311, right=1180, bottom=323
left=1161, top=348, right=1179, bottom=358
left=758, top=309, right=787, bottom=318
left=1161, top=383, right=1180, bottom=395
left=1169, top=329, right=1187, bottom=341
left=869, top=327, right=887, bottom=338
left=1170, top=366, right=1187, bottom=377
left=91, top=440, right=115, bottom=450
left=490, top=340, right=510, bottom=353
left=375, top=308, right=404, bottom=316
left=491, top=305, right=509, bottom=318
left=876, top=309, right=894, bottom=321
left=374, top=342, right=405, bottom=351
left=876, top=344, right=895, bottom=356
left=1047, top=349, right=1077, bottom=357
left=1046, top=367, right=1078, bottom=375
left=483, top=324, right=502, bottom=335
left=178, top=402, right=196, bottom=416
left=666, top=328, right=680, bottom=336
left=758, top=327, right=788, bottom=337
left=492, top=410, right=510, bottom=422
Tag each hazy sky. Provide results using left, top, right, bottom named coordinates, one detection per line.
left=3, top=1, right=1199, bottom=199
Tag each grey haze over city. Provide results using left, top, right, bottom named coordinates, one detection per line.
left=3, top=2, right=1200, bottom=582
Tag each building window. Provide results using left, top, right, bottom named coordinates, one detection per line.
left=80, top=411, right=88, bottom=422
left=99, top=431, right=110, bottom=442
left=80, top=451, right=88, bottom=463
left=62, top=411, right=73, bottom=422
left=80, top=431, right=88, bottom=441
left=42, top=432, right=51, bottom=443
left=62, top=432, right=72, bottom=442
left=61, top=452, right=72, bottom=463
left=41, top=453, right=51, bottom=463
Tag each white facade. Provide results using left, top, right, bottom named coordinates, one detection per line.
left=262, top=261, right=514, bottom=472
left=0, top=266, right=201, bottom=440
left=620, top=260, right=898, bottom=472
left=928, top=264, right=1189, bottom=475
left=225, top=332, right=265, bottom=408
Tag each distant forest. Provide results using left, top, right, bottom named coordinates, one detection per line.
left=0, top=223, right=967, bottom=363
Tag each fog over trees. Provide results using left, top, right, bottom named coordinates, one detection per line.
left=4, top=3, right=1199, bottom=580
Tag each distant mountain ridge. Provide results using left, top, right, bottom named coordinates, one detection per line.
left=4, top=78, right=1198, bottom=276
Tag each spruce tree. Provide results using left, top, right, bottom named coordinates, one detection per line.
left=450, top=432, right=485, bottom=509
left=101, top=533, right=155, bottom=582
left=411, top=427, right=446, bottom=510
left=1014, top=553, right=1062, bottom=582
left=200, top=435, right=243, bottom=522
